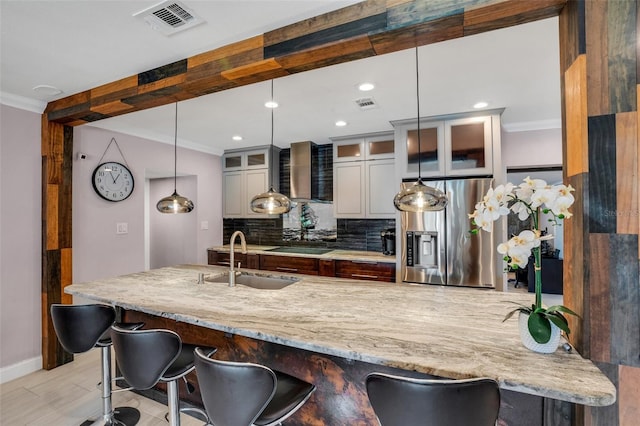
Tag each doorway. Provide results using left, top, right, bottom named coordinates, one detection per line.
left=146, top=175, right=198, bottom=269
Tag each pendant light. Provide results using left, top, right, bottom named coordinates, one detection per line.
left=156, top=102, right=195, bottom=213
left=250, top=80, right=292, bottom=214
left=394, top=47, right=448, bottom=213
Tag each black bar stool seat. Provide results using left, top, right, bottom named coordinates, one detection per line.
left=110, top=326, right=216, bottom=426
left=50, top=303, right=143, bottom=425
left=366, top=372, right=501, bottom=426
left=194, top=347, right=316, bottom=426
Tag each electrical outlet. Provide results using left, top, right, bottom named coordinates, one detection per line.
left=201, top=221, right=209, bottom=230
left=116, top=222, right=128, bottom=234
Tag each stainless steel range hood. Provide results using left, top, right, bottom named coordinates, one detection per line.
left=289, top=141, right=332, bottom=202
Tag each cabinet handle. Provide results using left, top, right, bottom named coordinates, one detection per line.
left=217, top=261, right=231, bottom=266
left=276, top=267, right=298, bottom=272
left=352, top=273, right=378, bottom=279
left=351, top=260, right=377, bottom=265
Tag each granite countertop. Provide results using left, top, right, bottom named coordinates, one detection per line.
left=208, top=245, right=396, bottom=263
left=65, top=264, right=615, bottom=407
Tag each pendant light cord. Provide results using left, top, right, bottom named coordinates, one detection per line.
left=173, top=102, right=178, bottom=193
left=415, top=46, right=422, bottom=180
left=269, top=80, right=275, bottom=190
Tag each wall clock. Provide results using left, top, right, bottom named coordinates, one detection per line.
left=92, top=161, right=134, bottom=202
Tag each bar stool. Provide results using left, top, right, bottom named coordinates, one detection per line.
left=194, top=347, right=316, bottom=426
left=366, top=372, right=500, bottom=426
left=110, top=326, right=216, bottom=426
left=50, top=303, right=144, bottom=425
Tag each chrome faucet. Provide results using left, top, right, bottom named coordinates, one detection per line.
left=229, top=230, right=247, bottom=287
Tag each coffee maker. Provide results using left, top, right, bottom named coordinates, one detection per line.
left=380, top=228, right=396, bottom=256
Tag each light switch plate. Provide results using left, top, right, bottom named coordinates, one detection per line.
left=201, top=221, right=209, bottom=230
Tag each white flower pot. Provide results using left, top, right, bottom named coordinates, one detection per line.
left=518, top=312, right=561, bottom=353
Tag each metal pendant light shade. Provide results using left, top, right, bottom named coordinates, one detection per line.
left=393, top=178, right=448, bottom=212
left=157, top=191, right=194, bottom=213
left=156, top=103, right=195, bottom=214
left=250, top=188, right=292, bottom=214
left=250, top=80, right=292, bottom=214
left=394, top=47, right=448, bottom=212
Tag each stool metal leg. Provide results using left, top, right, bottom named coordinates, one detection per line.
left=101, top=346, right=140, bottom=426
left=166, top=380, right=181, bottom=426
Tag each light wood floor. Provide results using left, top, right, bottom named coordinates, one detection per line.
left=0, top=349, right=203, bottom=426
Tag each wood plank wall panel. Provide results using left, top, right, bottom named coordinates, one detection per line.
left=41, top=117, right=74, bottom=369
left=607, top=0, right=636, bottom=114
left=619, top=365, right=640, bottom=424
left=588, top=233, right=611, bottom=363
left=585, top=0, right=609, bottom=117
left=587, top=115, right=617, bottom=234
left=564, top=174, right=586, bottom=353
left=609, top=235, right=640, bottom=366
left=616, top=112, right=639, bottom=235
left=564, top=55, right=588, bottom=177
left=39, top=0, right=568, bottom=370
left=561, top=1, right=640, bottom=424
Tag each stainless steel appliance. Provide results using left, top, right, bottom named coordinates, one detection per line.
left=380, top=228, right=396, bottom=255
left=401, top=178, right=496, bottom=287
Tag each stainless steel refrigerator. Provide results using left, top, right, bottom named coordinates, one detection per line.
left=400, top=178, right=496, bottom=288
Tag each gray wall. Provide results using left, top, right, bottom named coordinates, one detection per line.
left=0, top=105, right=223, bottom=381
left=0, top=104, right=42, bottom=381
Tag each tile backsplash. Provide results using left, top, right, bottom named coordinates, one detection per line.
left=223, top=216, right=395, bottom=252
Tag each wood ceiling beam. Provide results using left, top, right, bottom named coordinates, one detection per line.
left=43, top=0, right=566, bottom=125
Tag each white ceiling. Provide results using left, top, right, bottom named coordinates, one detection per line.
left=1, top=1, right=561, bottom=155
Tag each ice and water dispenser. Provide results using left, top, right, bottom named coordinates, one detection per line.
left=405, top=231, right=440, bottom=268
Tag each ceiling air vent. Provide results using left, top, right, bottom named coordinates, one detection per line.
left=133, top=0, right=205, bottom=36
left=355, top=97, right=378, bottom=110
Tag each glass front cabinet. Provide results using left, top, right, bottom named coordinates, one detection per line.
left=393, top=111, right=501, bottom=178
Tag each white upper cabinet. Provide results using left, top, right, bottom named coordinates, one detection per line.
left=332, top=132, right=396, bottom=219
left=222, top=146, right=277, bottom=218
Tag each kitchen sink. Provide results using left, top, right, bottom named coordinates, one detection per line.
left=205, top=272, right=299, bottom=290
left=266, top=246, right=333, bottom=255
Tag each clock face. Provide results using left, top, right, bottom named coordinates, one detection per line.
left=92, top=162, right=134, bottom=202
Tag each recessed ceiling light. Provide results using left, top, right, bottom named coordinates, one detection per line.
left=358, top=82, right=375, bottom=92
left=264, top=101, right=278, bottom=108
left=232, top=135, right=243, bottom=141
left=32, top=84, right=63, bottom=96
left=335, top=120, right=347, bottom=127
left=473, top=101, right=489, bottom=109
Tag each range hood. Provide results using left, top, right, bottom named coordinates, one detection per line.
left=289, top=141, right=332, bottom=202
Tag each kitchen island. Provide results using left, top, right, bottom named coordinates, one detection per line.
left=65, top=265, right=615, bottom=425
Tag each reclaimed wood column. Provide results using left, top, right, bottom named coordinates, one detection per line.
left=560, top=1, right=640, bottom=425
left=41, top=116, right=74, bottom=370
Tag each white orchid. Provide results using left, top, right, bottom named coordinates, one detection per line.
left=470, top=176, right=575, bottom=269
left=471, top=176, right=578, bottom=345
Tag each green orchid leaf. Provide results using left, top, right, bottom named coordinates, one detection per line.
left=528, top=312, right=552, bottom=343
left=546, top=305, right=579, bottom=317
left=547, top=313, right=571, bottom=334
left=503, top=307, right=528, bottom=322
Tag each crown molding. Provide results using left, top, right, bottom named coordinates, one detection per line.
left=0, top=92, right=47, bottom=113
left=502, top=119, right=562, bottom=133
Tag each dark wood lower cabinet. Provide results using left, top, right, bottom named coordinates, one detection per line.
left=260, top=254, right=319, bottom=275
left=207, top=250, right=396, bottom=283
left=207, top=250, right=259, bottom=269
left=335, top=260, right=395, bottom=282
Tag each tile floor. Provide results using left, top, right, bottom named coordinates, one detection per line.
left=0, top=349, right=203, bottom=426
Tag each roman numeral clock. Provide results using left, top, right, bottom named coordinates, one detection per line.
left=91, top=138, right=135, bottom=202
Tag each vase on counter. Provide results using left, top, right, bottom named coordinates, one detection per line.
left=518, top=312, right=561, bottom=353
